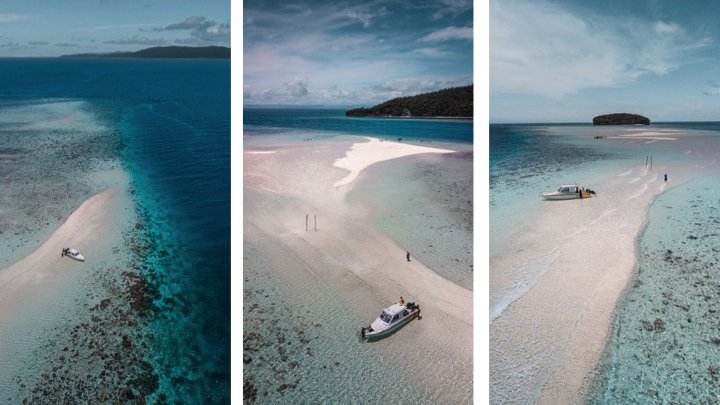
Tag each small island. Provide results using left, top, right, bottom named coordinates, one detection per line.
left=593, top=113, right=650, bottom=125
left=346, top=85, right=472, bottom=118
left=61, top=46, right=230, bottom=59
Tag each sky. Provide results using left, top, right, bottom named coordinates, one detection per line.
left=244, top=0, right=473, bottom=107
left=491, top=0, right=720, bottom=123
left=0, top=0, right=229, bottom=57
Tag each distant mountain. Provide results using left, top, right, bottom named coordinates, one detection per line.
left=593, top=113, right=650, bottom=125
left=346, top=85, right=473, bottom=118
left=60, top=46, right=230, bottom=59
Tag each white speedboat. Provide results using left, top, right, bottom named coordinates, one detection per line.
left=64, top=248, right=85, bottom=262
left=360, top=301, right=420, bottom=341
left=540, top=184, right=595, bottom=200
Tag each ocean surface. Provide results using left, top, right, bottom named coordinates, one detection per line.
left=0, top=58, right=229, bottom=402
left=490, top=123, right=720, bottom=402
left=244, top=108, right=473, bottom=403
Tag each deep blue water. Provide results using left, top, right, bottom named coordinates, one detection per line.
left=0, top=58, right=229, bottom=402
left=245, top=107, right=473, bottom=143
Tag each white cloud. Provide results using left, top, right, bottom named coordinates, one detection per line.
left=412, top=47, right=451, bottom=58
left=490, top=0, right=711, bottom=98
left=284, top=77, right=309, bottom=97
left=653, top=21, right=683, bottom=36
left=432, top=0, right=472, bottom=21
left=420, top=26, right=472, bottom=42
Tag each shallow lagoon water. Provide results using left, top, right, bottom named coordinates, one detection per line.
left=490, top=123, right=720, bottom=402
left=590, top=174, right=720, bottom=403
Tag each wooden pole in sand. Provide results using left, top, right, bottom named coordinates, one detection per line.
left=306, top=214, right=308, bottom=231
left=314, top=214, right=317, bottom=231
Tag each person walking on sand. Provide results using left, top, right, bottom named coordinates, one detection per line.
left=406, top=251, right=411, bottom=262
left=664, top=173, right=668, bottom=182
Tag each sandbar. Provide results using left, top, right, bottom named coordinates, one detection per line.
left=0, top=187, right=127, bottom=329
left=244, top=135, right=473, bottom=401
left=332, top=137, right=454, bottom=187
left=490, top=164, right=674, bottom=403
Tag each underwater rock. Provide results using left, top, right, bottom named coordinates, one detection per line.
left=244, top=379, right=257, bottom=403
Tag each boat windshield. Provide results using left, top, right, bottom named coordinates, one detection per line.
left=379, top=311, right=392, bottom=323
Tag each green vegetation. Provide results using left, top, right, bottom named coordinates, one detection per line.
left=346, top=85, right=473, bottom=118
left=593, top=113, right=650, bottom=125
left=61, top=46, right=230, bottom=59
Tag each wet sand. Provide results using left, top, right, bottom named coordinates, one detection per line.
left=244, top=136, right=473, bottom=402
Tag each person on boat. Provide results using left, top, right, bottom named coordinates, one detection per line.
left=400, top=296, right=405, bottom=305
left=406, top=252, right=410, bottom=262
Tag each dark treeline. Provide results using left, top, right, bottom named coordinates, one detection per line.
left=593, top=113, right=650, bottom=125
left=346, top=85, right=473, bottom=118
left=61, top=46, right=230, bottom=59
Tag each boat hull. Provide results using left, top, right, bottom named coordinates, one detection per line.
left=363, top=309, right=419, bottom=340
left=541, top=193, right=591, bottom=200
left=69, top=254, right=85, bottom=262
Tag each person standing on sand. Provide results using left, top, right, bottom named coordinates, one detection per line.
left=664, top=173, right=668, bottom=182
left=406, top=251, right=411, bottom=262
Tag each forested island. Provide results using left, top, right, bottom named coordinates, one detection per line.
left=61, top=46, right=230, bottom=59
left=346, top=85, right=473, bottom=118
left=593, top=113, right=650, bottom=125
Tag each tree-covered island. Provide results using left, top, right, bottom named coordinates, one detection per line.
left=593, top=113, right=650, bottom=125
left=346, top=85, right=473, bottom=118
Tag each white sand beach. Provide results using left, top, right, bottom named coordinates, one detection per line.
left=333, top=137, right=454, bottom=187
left=489, top=158, right=709, bottom=403
left=0, top=185, right=129, bottom=329
left=244, top=136, right=473, bottom=402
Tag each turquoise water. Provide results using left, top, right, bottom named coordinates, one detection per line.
left=590, top=174, right=720, bottom=402
left=0, top=59, right=229, bottom=402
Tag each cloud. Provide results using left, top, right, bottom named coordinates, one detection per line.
left=374, top=77, right=470, bottom=95
left=490, top=0, right=711, bottom=98
left=163, top=16, right=207, bottom=31
left=653, top=21, right=683, bottom=36
left=0, top=14, right=28, bottom=23
left=104, top=35, right=167, bottom=45
left=419, top=26, right=472, bottom=42
left=158, top=16, right=229, bottom=44
left=284, top=77, right=309, bottom=97
left=344, top=6, right=387, bottom=28
left=412, top=47, right=451, bottom=58
left=703, top=81, right=720, bottom=96
left=432, top=0, right=472, bottom=21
